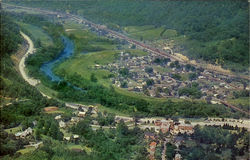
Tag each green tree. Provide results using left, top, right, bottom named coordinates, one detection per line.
left=90, top=73, right=98, bottom=82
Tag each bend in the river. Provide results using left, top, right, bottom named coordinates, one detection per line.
left=40, top=37, right=74, bottom=82
left=40, top=36, right=85, bottom=92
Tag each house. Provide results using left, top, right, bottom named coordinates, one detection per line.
left=95, top=64, right=101, bottom=68
left=70, top=117, right=80, bottom=123
left=177, top=124, right=194, bottom=135
left=149, top=141, right=157, bottom=160
left=59, top=120, right=66, bottom=128
left=154, top=120, right=162, bottom=126
left=65, top=103, right=79, bottom=110
left=64, top=136, right=71, bottom=141
left=73, top=134, right=79, bottom=139
left=154, top=119, right=174, bottom=133
left=211, top=100, right=221, bottom=105
left=160, top=119, right=174, bottom=133
left=78, top=111, right=86, bottom=117
left=174, top=153, right=182, bottom=160
left=15, top=127, right=32, bottom=139
left=55, top=115, right=62, bottom=120
left=144, top=132, right=156, bottom=140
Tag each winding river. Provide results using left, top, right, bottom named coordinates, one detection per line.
left=40, top=37, right=85, bottom=91
left=40, top=37, right=74, bottom=82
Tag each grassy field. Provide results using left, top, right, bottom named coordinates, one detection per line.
left=227, top=97, right=249, bottom=106
left=17, top=147, right=36, bottom=154
left=67, top=143, right=92, bottom=154
left=66, top=29, right=117, bottom=54
left=63, top=21, right=85, bottom=30
left=17, top=21, right=53, bottom=46
left=5, top=126, right=22, bottom=134
left=97, top=104, right=131, bottom=117
left=227, top=97, right=249, bottom=111
left=55, top=50, right=116, bottom=87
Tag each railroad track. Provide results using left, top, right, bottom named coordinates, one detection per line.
left=220, top=100, right=250, bottom=116
left=3, top=3, right=249, bottom=81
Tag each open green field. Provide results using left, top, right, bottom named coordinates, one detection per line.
left=124, top=25, right=178, bottom=41
left=124, top=25, right=166, bottom=41
left=227, top=97, right=249, bottom=111
left=4, top=126, right=22, bottom=134
left=16, top=21, right=53, bottom=46
left=17, top=147, right=36, bottom=154
left=97, top=104, right=131, bottom=117
left=63, top=21, right=85, bottom=30
left=67, top=143, right=92, bottom=154
left=227, top=97, right=249, bottom=106
left=66, top=29, right=117, bottom=54
left=55, top=50, right=116, bottom=86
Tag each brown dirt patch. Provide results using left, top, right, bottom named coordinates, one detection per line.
left=44, top=106, right=59, bottom=112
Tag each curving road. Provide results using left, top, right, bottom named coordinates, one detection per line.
left=19, top=32, right=51, bottom=99
left=19, top=32, right=40, bottom=86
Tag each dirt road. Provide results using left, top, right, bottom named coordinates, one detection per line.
left=19, top=32, right=40, bottom=86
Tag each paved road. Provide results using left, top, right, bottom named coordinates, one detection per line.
left=161, top=139, right=167, bottom=160
left=191, top=120, right=250, bottom=131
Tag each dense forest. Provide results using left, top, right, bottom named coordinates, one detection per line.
left=179, top=125, right=249, bottom=159
left=5, top=0, right=249, bottom=71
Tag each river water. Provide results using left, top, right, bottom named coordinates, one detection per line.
left=40, top=37, right=74, bottom=82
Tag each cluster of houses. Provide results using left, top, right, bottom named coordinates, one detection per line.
left=99, top=51, right=248, bottom=102
left=141, top=118, right=194, bottom=160
left=58, top=9, right=249, bottom=103
left=112, top=116, right=194, bottom=160
left=53, top=103, right=100, bottom=141
left=139, top=118, right=194, bottom=135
